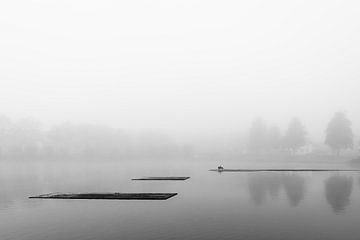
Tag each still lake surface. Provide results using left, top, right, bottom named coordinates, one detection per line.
left=1, top=159, right=360, bottom=240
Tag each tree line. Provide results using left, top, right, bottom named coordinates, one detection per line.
left=247, top=112, right=354, bottom=155
left=0, top=116, right=190, bottom=160
left=0, top=111, right=356, bottom=159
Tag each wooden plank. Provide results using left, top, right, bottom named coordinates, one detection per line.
left=132, top=177, right=190, bottom=181
left=210, top=169, right=360, bottom=172
left=29, top=192, right=177, bottom=200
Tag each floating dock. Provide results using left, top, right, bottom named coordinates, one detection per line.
left=132, top=177, right=190, bottom=181
left=29, top=192, right=177, bottom=200
left=210, top=169, right=360, bottom=172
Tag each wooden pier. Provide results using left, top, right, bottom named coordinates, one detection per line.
left=210, top=169, right=360, bottom=172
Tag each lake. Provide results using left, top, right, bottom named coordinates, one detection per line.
left=1, top=159, right=360, bottom=240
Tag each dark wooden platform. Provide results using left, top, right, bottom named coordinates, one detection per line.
left=209, top=169, right=360, bottom=172
left=132, top=177, right=190, bottom=181
left=29, top=192, right=177, bottom=200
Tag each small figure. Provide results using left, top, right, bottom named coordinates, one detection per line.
left=218, top=165, right=224, bottom=172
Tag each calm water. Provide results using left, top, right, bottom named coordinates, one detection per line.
left=1, top=159, right=360, bottom=240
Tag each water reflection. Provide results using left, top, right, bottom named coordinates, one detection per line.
left=325, top=175, right=353, bottom=213
left=283, top=174, right=305, bottom=206
left=248, top=173, right=280, bottom=205
left=247, top=173, right=305, bottom=206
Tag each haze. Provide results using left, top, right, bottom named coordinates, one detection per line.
left=3, top=2, right=360, bottom=240
left=1, top=0, right=360, bottom=141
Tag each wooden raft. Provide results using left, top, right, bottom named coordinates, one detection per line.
left=132, top=177, right=190, bottom=181
left=29, top=192, right=177, bottom=200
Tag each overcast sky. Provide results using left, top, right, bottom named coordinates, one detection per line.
left=1, top=0, right=360, bottom=140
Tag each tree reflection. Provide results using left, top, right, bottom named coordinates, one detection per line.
left=248, top=174, right=270, bottom=205
left=283, top=174, right=305, bottom=206
left=325, top=175, right=353, bottom=213
left=248, top=173, right=305, bottom=206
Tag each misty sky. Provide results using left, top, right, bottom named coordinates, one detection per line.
left=1, top=0, right=360, bottom=140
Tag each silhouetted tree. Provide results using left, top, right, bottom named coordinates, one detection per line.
left=283, top=118, right=306, bottom=153
left=0, top=114, right=191, bottom=159
left=247, top=118, right=268, bottom=153
left=267, top=125, right=282, bottom=150
left=325, top=112, right=353, bottom=155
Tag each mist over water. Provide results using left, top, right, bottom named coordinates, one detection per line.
left=2, top=161, right=360, bottom=240
left=2, top=0, right=360, bottom=239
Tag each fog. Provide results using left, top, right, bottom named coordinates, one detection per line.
left=3, top=2, right=360, bottom=240
left=1, top=0, right=360, bottom=158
